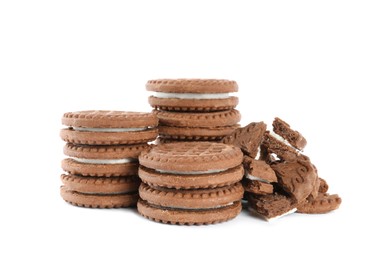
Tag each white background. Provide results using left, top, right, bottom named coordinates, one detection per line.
left=0, top=1, right=386, bottom=259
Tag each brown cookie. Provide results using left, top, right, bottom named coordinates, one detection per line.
left=60, top=111, right=158, bottom=145
left=221, top=122, right=266, bottom=158
left=139, top=142, right=244, bottom=189
left=61, top=174, right=140, bottom=194
left=60, top=186, right=138, bottom=208
left=272, top=117, right=307, bottom=150
left=158, top=125, right=239, bottom=141
left=62, top=143, right=149, bottom=177
left=271, top=159, right=319, bottom=203
left=242, top=157, right=277, bottom=195
left=297, top=193, right=342, bottom=214
left=139, top=182, right=244, bottom=209
left=155, top=109, right=241, bottom=128
left=137, top=199, right=242, bottom=225
left=146, top=79, right=238, bottom=111
left=318, top=177, right=329, bottom=193
left=262, top=132, right=308, bottom=162
left=247, top=193, right=297, bottom=221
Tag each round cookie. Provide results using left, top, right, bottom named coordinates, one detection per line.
left=138, top=142, right=244, bottom=189
left=155, top=109, right=241, bottom=140
left=60, top=186, right=139, bottom=208
left=146, top=79, right=239, bottom=111
left=60, top=111, right=158, bottom=145
left=138, top=199, right=242, bottom=225
left=62, top=143, right=150, bottom=177
left=139, top=182, right=244, bottom=209
left=61, top=174, right=140, bottom=194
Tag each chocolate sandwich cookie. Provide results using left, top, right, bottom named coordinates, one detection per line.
left=60, top=175, right=140, bottom=208
left=242, top=157, right=277, bottom=195
left=156, top=109, right=241, bottom=141
left=222, top=122, right=267, bottom=158
left=272, top=117, right=307, bottom=150
left=60, top=111, right=158, bottom=145
left=247, top=193, right=297, bottom=221
left=139, top=142, right=244, bottom=189
left=146, top=79, right=239, bottom=111
left=138, top=183, right=243, bottom=225
left=297, top=193, right=342, bottom=214
left=62, top=143, right=149, bottom=177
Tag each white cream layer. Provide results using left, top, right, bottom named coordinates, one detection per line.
left=270, top=131, right=293, bottom=147
left=72, top=157, right=137, bottom=164
left=72, top=127, right=148, bottom=132
left=245, top=173, right=270, bottom=184
left=156, top=169, right=227, bottom=175
left=153, top=92, right=230, bottom=100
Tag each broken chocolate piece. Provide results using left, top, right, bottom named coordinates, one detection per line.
left=297, top=193, right=342, bottom=214
left=272, top=117, right=307, bottom=150
left=248, top=193, right=296, bottom=221
left=222, top=122, right=266, bottom=158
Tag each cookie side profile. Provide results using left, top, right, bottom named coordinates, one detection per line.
left=137, top=199, right=242, bottom=225
left=247, top=193, right=296, bottom=221
left=146, top=79, right=238, bottom=111
left=297, top=193, right=342, bottom=214
left=272, top=117, right=307, bottom=150
left=60, top=111, right=158, bottom=145
left=242, top=157, right=277, bottom=195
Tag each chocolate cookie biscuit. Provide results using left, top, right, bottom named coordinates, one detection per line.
left=138, top=142, right=244, bottom=189
left=155, top=110, right=241, bottom=141
left=297, top=193, right=342, bottom=214
left=60, top=174, right=140, bottom=208
left=242, top=157, right=277, bottom=195
left=62, top=143, right=149, bottom=177
left=248, top=193, right=297, bottom=221
left=60, top=111, right=158, bottom=145
left=146, top=79, right=239, bottom=111
left=272, top=117, right=307, bottom=150
left=222, top=122, right=267, bottom=158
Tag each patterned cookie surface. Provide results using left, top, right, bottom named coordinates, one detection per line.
left=61, top=174, right=140, bottom=194
left=158, top=125, right=238, bottom=141
left=146, top=79, right=238, bottom=93
left=139, top=142, right=243, bottom=172
left=297, top=193, right=341, bottom=214
left=139, top=165, right=244, bottom=189
left=137, top=199, right=242, bottom=225
left=139, top=182, right=244, bottom=209
left=60, top=186, right=138, bottom=208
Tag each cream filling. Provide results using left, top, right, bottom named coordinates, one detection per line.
left=71, top=157, right=137, bottom=164
left=156, top=169, right=227, bottom=175
left=153, top=92, right=230, bottom=100
left=266, top=208, right=297, bottom=222
left=245, top=173, right=270, bottom=184
left=270, top=131, right=293, bottom=147
left=72, top=127, right=148, bottom=132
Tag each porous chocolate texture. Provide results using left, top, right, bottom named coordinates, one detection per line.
left=248, top=193, right=296, bottom=220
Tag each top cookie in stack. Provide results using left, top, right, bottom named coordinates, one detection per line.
left=146, top=79, right=241, bottom=142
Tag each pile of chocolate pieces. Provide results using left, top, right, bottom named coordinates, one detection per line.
left=222, top=117, right=341, bottom=221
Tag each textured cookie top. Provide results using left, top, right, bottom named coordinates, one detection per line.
left=156, top=109, right=241, bottom=128
left=62, top=111, right=158, bottom=128
left=64, top=143, right=150, bottom=159
left=139, top=142, right=243, bottom=172
left=146, top=79, right=238, bottom=93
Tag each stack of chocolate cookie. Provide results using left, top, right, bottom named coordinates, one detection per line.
left=137, top=142, right=244, bottom=225
left=59, top=111, right=158, bottom=208
left=146, top=79, right=241, bottom=143
left=222, top=118, right=341, bottom=220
